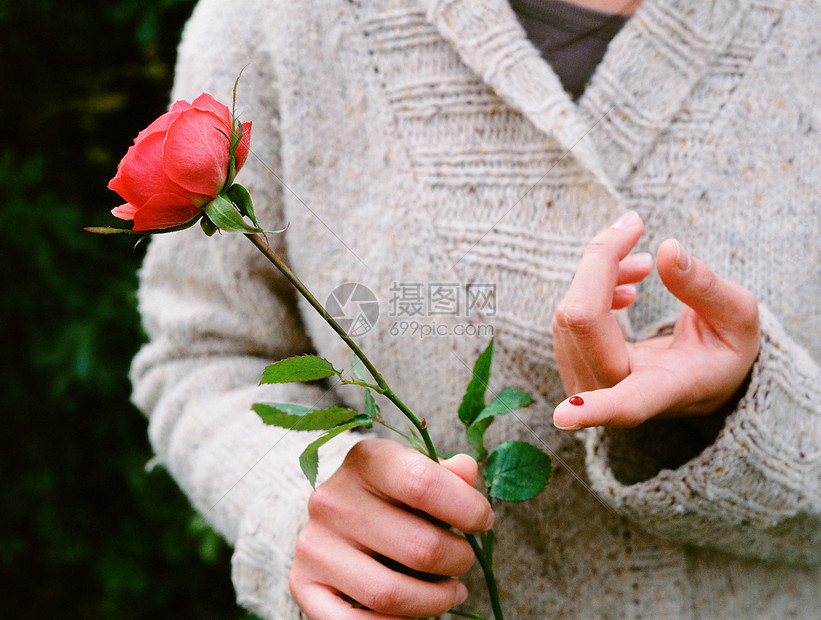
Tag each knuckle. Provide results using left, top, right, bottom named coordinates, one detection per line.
left=306, top=485, right=336, bottom=519
left=555, top=301, right=599, bottom=335
left=405, top=527, right=444, bottom=570
left=584, top=237, right=611, bottom=256
left=293, top=532, right=309, bottom=561
left=400, top=457, right=437, bottom=507
left=346, top=437, right=377, bottom=463
left=467, top=503, right=492, bottom=533
left=359, top=578, right=402, bottom=612
left=692, top=269, right=721, bottom=302
left=452, top=539, right=477, bottom=575
left=584, top=237, right=622, bottom=267
left=736, top=290, right=760, bottom=331
left=294, top=524, right=320, bottom=561
left=287, top=571, right=305, bottom=603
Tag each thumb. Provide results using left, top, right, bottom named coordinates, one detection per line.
left=440, top=453, right=479, bottom=486
left=656, top=239, right=759, bottom=338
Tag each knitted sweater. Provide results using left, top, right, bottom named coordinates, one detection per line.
left=131, top=0, right=821, bottom=617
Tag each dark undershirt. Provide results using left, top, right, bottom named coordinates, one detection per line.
left=509, top=0, right=629, bottom=100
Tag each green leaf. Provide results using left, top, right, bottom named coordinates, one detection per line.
left=226, top=183, right=258, bottom=227
left=484, top=441, right=551, bottom=503
left=470, top=387, right=534, bottom=427
left=363, top=389, right=380, bottom=419
left=457, top=338, right=494, bottom=426
left=300, top=416, right=372, bottom=487
left=465, top=387, right=534, bottom=459
left=252, top=403, right=361, bottom=430
left=447, top=610, right=486, bottom=619
left=351, top=353, right=375, bottom=384
left=404, top=425, right=429, bottom=455
left=203, top=194, right=263, bottom=234
left=465, top=417, right=493, bottom=458
left=260, top=355, right=339, bottom=384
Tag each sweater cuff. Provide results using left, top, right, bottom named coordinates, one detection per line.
left=583, top=305, right=821, bottom=565
left=231, top=430, right=364, bottom=619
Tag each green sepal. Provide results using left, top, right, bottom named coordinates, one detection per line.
left=458, top=338, right=494, bottom=426
left=260, top=355, right=339, bottom=384
left=484, top=440, right=551, bottom=503
left=300, top=415, right=372, bottom=487
left=203, top=194, right=263, bottom=234
left=226, top=183, right=259, bottom=227
left=200, top=215, right=218, bottom=236
left=84, top=214, right=202, bottom=236
left=252, top=403, right=362, bottom=431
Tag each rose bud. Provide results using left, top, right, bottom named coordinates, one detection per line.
left=107, top=93, right=251, bottom=231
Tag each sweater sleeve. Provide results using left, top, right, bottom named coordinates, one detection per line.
left=584, top=305, right=821, bottom=565
left=129, top=1, right=365, bottom=617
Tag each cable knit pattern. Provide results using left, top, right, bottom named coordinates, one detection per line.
left=131, top=0, right=820, bottom=617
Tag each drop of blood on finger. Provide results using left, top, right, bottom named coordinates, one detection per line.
left=568, top=395, right=584, bottom=406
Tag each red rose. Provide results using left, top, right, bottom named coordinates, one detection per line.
left=108, top=93, right=252, bottom=231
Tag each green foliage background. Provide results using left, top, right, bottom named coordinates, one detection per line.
left=1, top=1, right=258, bottom=617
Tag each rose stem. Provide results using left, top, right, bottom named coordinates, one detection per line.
left=244, top=233, right=438, bottom=459
left=245, top=231, right=504, bottom=620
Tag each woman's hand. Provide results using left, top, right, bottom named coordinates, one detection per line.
left=289, top=438, right=494, bottom=619
left=551, top=211, right=760, bottom=429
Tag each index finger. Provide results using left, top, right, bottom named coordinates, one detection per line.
left=570, top=211, right=646, bottom=312
left=553, top=211, right=644, bottom=385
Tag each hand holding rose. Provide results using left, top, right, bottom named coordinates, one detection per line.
left=552, top=211, right=760, bottom=430
left=289, top=439, right=493, bottom=619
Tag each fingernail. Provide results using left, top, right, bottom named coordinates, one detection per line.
left=554, top=420, right=584, bottom=430
left=455, top=583, right=469, bottom=605
left=553, top=398, right=585, bottom=430
left=484, top=510, right=496, bottom=531
left=614, top=283, right=637, bottom=297
left=672, top=239, right=691, bottom=271
left=611, top=211, right=640, bottom=230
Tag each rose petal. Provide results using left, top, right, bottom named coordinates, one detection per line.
left=169, top=99, right=193, bottom=113
left=111, top=203, right=138, bottom=221
left=108, top=131, right=197, bottom=208
left=134, top=109, right=182, bottom=145
left=132, top=193, right=202, bottom=231
left=191, top=93, right=231, bottom=123
left=189, top=94, right=250, bottom=175
left=162, top=108, right=232, bottom=196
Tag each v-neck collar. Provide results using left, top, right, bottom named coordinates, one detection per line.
left=422, top=0, right=785, bottom=186
left=423, top=0, right=618, bottom=198
left=577, top=0, right=785, bottom=182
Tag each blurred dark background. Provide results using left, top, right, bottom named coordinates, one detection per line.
left=1, top=1, right=259, bottom=617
